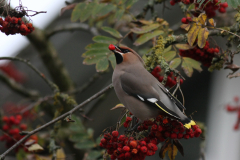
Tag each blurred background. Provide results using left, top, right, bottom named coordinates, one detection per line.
left=0, top=0, right=239, bottom=160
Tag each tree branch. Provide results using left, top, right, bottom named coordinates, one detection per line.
left=0, top=57, right=59, bottom=93
left=0, top=83, right=113, bottom=160
left=26, top=27, right=74, bottom=92
left=0, top=72, right=39, bottom=98
left=46, top=23, right=100, bottom=38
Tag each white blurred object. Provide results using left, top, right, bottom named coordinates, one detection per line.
left=206, top=56, right=240, bottom=160
left=0, top=0, right=72, bottom=64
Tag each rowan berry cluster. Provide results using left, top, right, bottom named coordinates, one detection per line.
left=170, top=0, right=228, bottom=18
left=0, top=16, right=34, bottom=36
left=100, top=115, right=202, bottom=160
left=226, top=96, right=240, bottom=130
left=151, top=66, right=183, bottom=88
left=0, top=115, right=37, bottom=151
left=179, top=41, right=219, bottom=67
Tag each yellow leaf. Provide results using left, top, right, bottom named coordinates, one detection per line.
left=168, top=144, right=178, bottom=160
left=187, top=23, right=201, bottom=46
left=208, top=18, right=215, bottom=26
left=139, top=19, right=153, bottom=25
left=220, top=30, right=225, bottom=34
left=180, top=24, right=191, bottom=31
left=110, top=104, right=125, bottom=110
left=28, top=143, right=44, bottom=152
left=198, top=28, right=209, bottom=48
left=162, top=143, right=171, bottom=159
left=198, top=13, right=207, bottom=25
left=175, top=44, right=195, bottom=50
left=56, top=148, right=66, bottom=160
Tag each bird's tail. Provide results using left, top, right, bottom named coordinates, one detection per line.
left=181, top=117, right=196, bottom=129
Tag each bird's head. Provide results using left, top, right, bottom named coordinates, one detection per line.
left=108, top=44, right=145, bottom=65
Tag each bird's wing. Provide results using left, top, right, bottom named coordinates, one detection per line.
left=120, top=72, right=181, bottom=119
left=157, top=83, right=186, bottom=110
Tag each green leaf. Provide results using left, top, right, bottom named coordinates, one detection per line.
left=97, top=4, right=116, bottom=16
left=163, top=45, right=172, bottom=53
left=114, top=9, right=124, bottom=20
left=224, top=0, right=239, bottom=8
left=82, top=49, right=109, bottom=58
left=69, top=133, right=89, bottom=142
left=96, top=58, right=109, bottom=72
left=69, top=115, right=85, bottom=132
left=92, top=3, right=105, bottom=16
left=85, top=43, right=109, bottom=50
left=74, top=140, right=96, bottom=150
left=95, top=137, right=101, bottom=145
left=163, top=51, right=176, bottom=62
left=183, top=57, right=202, bottom=72
left=101, top=27, right=123, bottom=38
left=92, top=36, right=117, bottom=44
left=80, top=2, right=97, bottom=22
left=182, top=59, right=193, bottom=77
left=126, top=0, right=139, bottom=9
left=87, top=128, right=94, bottom=138
left=169, top=58, right=181, bottom=69
left=71, top=3, right=87, bottom=22
left=108, top=54, right=116, bottom=69
left=83, top=55, right=106, bottom=65
left=87, top=151, right=102, bottom=160
left=131, top=23, right=160, bottom=34
left=133, top=30, right=164, bottom=46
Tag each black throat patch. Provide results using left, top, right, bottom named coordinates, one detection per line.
left=114, top=53, right=123, bottom=64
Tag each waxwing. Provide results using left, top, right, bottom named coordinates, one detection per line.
left=109, top=44, right=196, bottom=129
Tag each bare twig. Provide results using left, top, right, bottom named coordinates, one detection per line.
left=0, top=57, right=59, bottom=93
left=0, top=71, right=39, bottom=98
left=46, top=23, right=100, bottom=38
left=0, top=83, right=113, bottom=160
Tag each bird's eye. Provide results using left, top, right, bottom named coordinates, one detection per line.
left=121, top=49, right=130, bottom=53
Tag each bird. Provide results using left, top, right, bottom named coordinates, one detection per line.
left=109, top=44, right=196, bottom=129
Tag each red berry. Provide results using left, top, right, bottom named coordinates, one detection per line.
left=170, top=0, right=175, bottom=6
left=221, top=2, right=228, bottom=8
left=2, top=125, right=9, bottom=131
left=123, top=146, right=130, bottom=152
left=187, top=17, right=192, bottom=22
left=130, top=141, right=138, bottom=148
left=140, top=146, right=148, bottom=153
left=14, top=119, right=20, bottom=125
left=108, top=44, right=115, bottom=50
left=139, top=141, right=146, bottom=146
left=180, top=79, right=183, bottom=85
left=158, top=76, right=163, bottom=82
left=158, top=125, right=163, bottom=132
left=125, top=152, right=131, bottom=158
left=164, top=131, right=170, bottom=137
left=126, top=117, right=132, bottom=122
left=151, top=124, right=158, bottom=131
left=218, top=7, right=226, bottom=13
left=123, top=122, right=129, bottom=128
left=170, top=133, right=177, bottom=139
left=181, top=17, right=188, bottom=24
left=147, top=143, right=157, bottom=151
left=112, top=131, right=119, bottom=137
left=119, top=135, right=126, bottom=141
left=16, top=115, right=22, bottom=121
left=101, top=138, right=107, bottom=144
left=104, top=133, right=112, bottom=140
left=2, top=116, right=9, bottom=123
left=177, top=133, right=183, bottom=139
left=132, top=148, right=138, bottom=154
left=9, top=116, right=15, bottom=124
left=111, top=155, right=116, bottom=160
left=184, top=134, right=190, bottom=139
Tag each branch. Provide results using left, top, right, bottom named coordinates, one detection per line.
left=0, top=72, right=39, bottom=98
left=166, top=23, right=240, bottom=47
left=0, top=57, right=59, bottom=93
left=0, top=83, right=113, bottom=160
left=26, top=27, right=74, bottom=92
left=46, top=23, right=100, bottom=39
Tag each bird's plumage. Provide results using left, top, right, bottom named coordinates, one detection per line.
left=111, top=45, right=195, bottom=129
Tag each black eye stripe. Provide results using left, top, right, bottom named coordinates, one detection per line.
left=121, top=49, right=130, bottom=53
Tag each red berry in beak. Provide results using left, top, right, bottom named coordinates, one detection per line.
left=108, top=44, right=115, bottom=50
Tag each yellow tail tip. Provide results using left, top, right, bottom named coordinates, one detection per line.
left=184, top=120, right=196, bottom=129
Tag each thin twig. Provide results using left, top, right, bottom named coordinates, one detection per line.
left=0, top=71, right=39, bottom=98
left=0, top=57, right=59, bottom=93
left=46, top=23, right=100, bottom=38
left=215, top=27, right=240, bottom=39
left=0, top=83, right=113, bottom=160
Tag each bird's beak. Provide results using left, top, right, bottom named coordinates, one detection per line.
left=112, top=45, right=123, bottom=56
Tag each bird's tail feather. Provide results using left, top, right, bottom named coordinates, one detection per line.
left=181, top=118, right=196, bottom=129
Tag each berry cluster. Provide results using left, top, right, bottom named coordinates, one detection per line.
left=0, top=62, right=26, bottom=83
left=0, top=16, right=34, bottom=36
left=0, top=115, right=38, bottom=151
left=100, top=115, right=202, bottom=160
left=226, top=96, right=240, bottom=130
left=170, top=0, right=228, bottom=18
left=179, top=41, right=219, bottom=67
left=151, top=66, right=183, bottom=88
